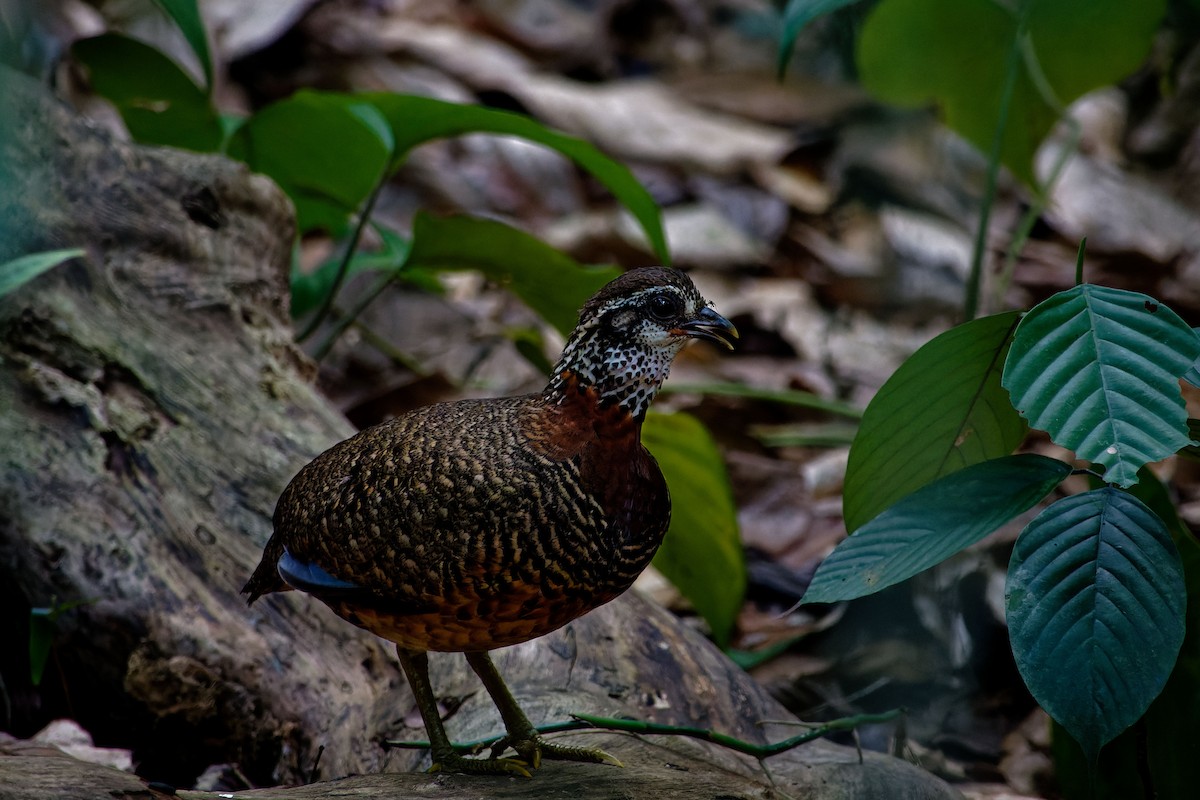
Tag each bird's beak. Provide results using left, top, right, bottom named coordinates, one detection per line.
left=677, top=306, right=739, bottom=350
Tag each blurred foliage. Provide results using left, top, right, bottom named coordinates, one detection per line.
left=643, top=411, right=745, bottom=647
left=0, top=249, right=86, bottom=297
left=779, top=0, right=1166, bottom=189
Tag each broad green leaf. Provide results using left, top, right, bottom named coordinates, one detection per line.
left=1007, top=488, right=1186, bottom=763
left=71, top=34, right=222, bottom=152
left=1003, top=285, right=1200, bottom=487
left=643, top=410, right=744, bottom=646
left=776, top=0, right=864, bottom=76
left=857, top=0, right=1165, bottom=187
left=152, top=0, right=212, bottom=90
left=804, top=454, right=1069, bottom=604
left=0, top=249, right=85, bottom=297
left=361, top=92, right=669, bottom=264
left=405, top=212, right=620, bottom=336
left=227, top=93, right=394, bottom=234
left=232, top=91, right=667, bottom=259
left=1051, top=470, right=1200, bottom=798
left=844, top=311, right=1026, bottom=532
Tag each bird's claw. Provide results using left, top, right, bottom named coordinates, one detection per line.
left=488, top=733, right=622, bottom=769
left=427, top=753, right=533, bottom=779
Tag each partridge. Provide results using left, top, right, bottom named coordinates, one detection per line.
left=244, top=267, right=737, bottom=776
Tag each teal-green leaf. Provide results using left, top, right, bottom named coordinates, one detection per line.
left=805, top=454, right=1070, bottom=604
left=405, top=212, right=620, bottom=336
left=360, top=92, right=669, bottom=264
left=776, top=0, right=863, bottom=76
left=643, top=410, right=744, bottom=646
left=1002, top=285, right=1200, bottom=487
left=1051, top=469, right=1200, bottom=798
left=844, top=311, right=1026, bottom=533
left=1007, top=488, right=1186, bottom=763
left=71, top=33, right=222, bottom=152
left=857, top=0, right=1165, bottom=187
left=0, top=248, right=85, bottom=297
left=151, top=0, right=213, bottom=90
left=226, top=92, right=394, bottom=234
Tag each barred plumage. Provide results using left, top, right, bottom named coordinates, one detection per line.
left=244, top=267, right=736, bottom=776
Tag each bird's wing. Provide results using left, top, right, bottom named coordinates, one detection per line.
left=270, top=398, right=603, bottom=613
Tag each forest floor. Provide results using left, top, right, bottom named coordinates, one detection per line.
left=13, top=1, right=1200, bottom=798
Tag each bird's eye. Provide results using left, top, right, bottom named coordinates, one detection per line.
left=647, top=293, right=679, bottom=321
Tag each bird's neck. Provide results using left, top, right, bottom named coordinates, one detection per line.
left=543, top=336, right=677, bottom=422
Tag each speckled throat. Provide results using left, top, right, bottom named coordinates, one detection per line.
left=543, top=292, right=688, bottom=421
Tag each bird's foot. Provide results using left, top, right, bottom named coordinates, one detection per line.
left=427, top=751, right=533, bottom=779
left=490, top=733, right=623, bottom=769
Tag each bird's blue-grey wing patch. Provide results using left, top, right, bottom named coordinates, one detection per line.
left=279, top=548, right=362, bottom=595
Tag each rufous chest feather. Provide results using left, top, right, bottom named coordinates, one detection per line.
left=520, top=373, right=669, bottom=537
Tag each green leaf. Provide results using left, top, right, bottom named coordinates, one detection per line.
left=660, top=381, right=862, bottom=418
left=71, top=33, right=222, bottom=152
left=844, top=311, right=1027, bottom=533
left=1002, top=285, right=1200, bottom=487
left=29, top=597, right=92, bottom=686
left=232, top=90, right=667, bottom=259
left=1007, top=488, right=1187, bottom=763
left=151, top=0, right=213, bottom=91
left=1052, top=470, right=1200, bottom=798
left=291, top=225, right=411, bottom=319
left=361, top=92, right=669, bottom=264
left=804, top=454, right=1070, bottom=604
left=227, top=92, right=394, bottom=234
left=777, top=0, right=864, bottom=76
left=857, top=0, right=1166, bottom=187
left=0, top=248, right=85, bottom=297
left=643, top=410, right=744, bottom=646
left=405, top=212, right=621, bottom=336
left=28, top=610, right=55, bottom=687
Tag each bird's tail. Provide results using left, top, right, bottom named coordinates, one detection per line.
left=242, top=534, right=290, bottom=604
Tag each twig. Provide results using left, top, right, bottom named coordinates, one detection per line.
left=383, top=708, right=906, bottom=761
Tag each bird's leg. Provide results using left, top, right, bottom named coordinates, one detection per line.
left=395, top=646, right=532, bottom=777
left=464, top=650, right=622, bottom=768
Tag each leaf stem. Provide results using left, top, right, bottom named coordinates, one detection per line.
left=296, top=170, right=390, bottom=344
left=383, top=708, right=905, bottom=760
left=1074, top=238, right=1087, bottom=286
left=965, top=1, right=1032, bottom=321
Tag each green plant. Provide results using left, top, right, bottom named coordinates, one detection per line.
left=60, top=2, right=745, bottom=642
left=801, top=265, right=1200, bottom=789
left=0, top=249, right=86, bottom=297
left=806, top=268, right=1200, bottom=786
left=779, top=2, right=1194, bottom=792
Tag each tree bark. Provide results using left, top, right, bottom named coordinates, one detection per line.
left=0, top=68, right=958, bottom=799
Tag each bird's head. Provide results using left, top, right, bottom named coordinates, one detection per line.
left=547, top=267, right=738, bottom=419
